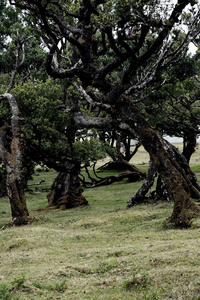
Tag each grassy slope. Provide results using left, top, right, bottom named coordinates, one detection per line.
left=1, top=144, right=200, bottom=299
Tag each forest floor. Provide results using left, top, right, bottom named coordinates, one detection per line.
left=1, top=143, right=200, bottom=299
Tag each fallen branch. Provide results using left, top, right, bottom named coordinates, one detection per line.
left=0, top=225, right=6, bottom=231
left=28, top=178, right=45, bottom=186
left=86, top=171, right=143, bottom=188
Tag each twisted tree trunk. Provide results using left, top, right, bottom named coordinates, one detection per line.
left=121, top=101, right=200, bottom=227
left=0, top=93, right=29, bottom=225
left=46, top=163, right=88, bottom=209
left=127, top=159, right=157, bottom=207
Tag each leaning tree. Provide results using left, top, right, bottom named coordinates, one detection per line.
left=127, top=53, right=200, bottom=205
left=11, top=0, right=200, bottom=227
left=0, top=29, right=30, bottom=225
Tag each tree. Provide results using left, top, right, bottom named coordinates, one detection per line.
left=0, top=2, right=88, bottom=211
left=0, top=93, right=29, bottom=225
left=0, top=30, right=30, bottom=225
left=128, top=54, right=200, bottom=205
left=11, top=0, right=200, bottom=227
left=0, top=2, right=45, bottom=224
left=10, top=78, right=109, bottom=208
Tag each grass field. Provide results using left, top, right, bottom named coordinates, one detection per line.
left=1, top=144, right=200, bottom=299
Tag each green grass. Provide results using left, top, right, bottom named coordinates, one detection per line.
left=1, top=148, right=200, bottom=299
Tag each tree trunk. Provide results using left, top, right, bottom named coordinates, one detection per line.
left=0, top=93, right=29, bottom=225
left=47, top=164, right=88, bottom=209
left=6, top=169, right=29, bottom=225
left=182, top=131, right=197, bottom=163
left=121, top=101, right=200, bottom=227
left=128, top=138, right=200, bottom=207
left=0, top=168, right=7, bottom=197
left=155, top=175, right=171, bottom=202
left=127, top=160, right=157, bottom=207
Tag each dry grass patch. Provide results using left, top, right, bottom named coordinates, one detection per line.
left=1, top=147, right=200, bottom=299
left=1, top=200, right=200, bottom=299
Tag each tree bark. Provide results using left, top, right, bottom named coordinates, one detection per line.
left=127, top=160, right=157, bottom=207
left=0, top=168, right=7, bottom=197
left=155, top=175, right=171, bottom=202
left=46, top=164, right=88, bottom=209
left=7, top=170, right=29, bottom=225
left=0, top=93, right=29, bottom=225
left=182, top=131, right=197, bottom=163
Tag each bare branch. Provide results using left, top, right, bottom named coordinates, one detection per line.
left=72, top=80, right=111, bottom=112
left=6, top=31, right=32, bottom=93
left=74, top=111, right=116, bottom=129
left=125, top=43, right=168, bottom=95
left=160, top=104, right=200, bottom=134
left=0, top=225, right=6, bottom=231
left=45, top=43, right=85, bottom=78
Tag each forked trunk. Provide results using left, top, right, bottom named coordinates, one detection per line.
left=140, top=129, right=199, bottom=227
left=47, top=164, right=88, bottom=209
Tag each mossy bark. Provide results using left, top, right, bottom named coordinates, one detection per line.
left=0, top=93, right=29, bottom=225
left=47, top=167, right=88, bottom=209
left=7, top=173, right=29, bottom=225
left=127, top=160, right=156, bottom=207
left=140, top=127, right=199, bottom=227
left=182, top=131, right=197, bottom=163
left=0, top=168, right=7, bottom=197
left=5, top=138, right=30, bottom=225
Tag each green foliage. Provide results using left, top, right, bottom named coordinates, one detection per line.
left=167, top=55, right=197, bottom=82
left=60, top=0, right=82, bottom=16
left=0, top=276, right=26, bottom=300
left=12, top=275, right=26, bottom=288
left=17, top=81, right=75, bottom=166
left=74, top=138, right=107, bottom=165
left=0, top=282, right=11, bottom=300
left=104, top=142, right=118, bottom=160
left=0, top=2, right=19, bottom=50
left=0, top=1, right=47, bottom=77
left=0, top=74, right=11, bottom=93
left=95, top=257, right=119, bottom=273
left=141, top=55, right=200, bottom=139
left=92, top=0, right=174, bottom=28
left=7, top=77, right=108, bottom=169
left=15, top=80, right=62, bottom=128
left=123, top=272, right=151, bottom=291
